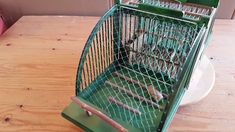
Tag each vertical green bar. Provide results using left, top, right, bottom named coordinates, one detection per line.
left=114, top=0, right=122, bottom=4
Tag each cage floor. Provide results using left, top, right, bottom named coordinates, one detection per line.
left=80, top=65, right=173, bottom=131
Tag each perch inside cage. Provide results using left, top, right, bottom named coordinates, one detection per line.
left=62, top=0, right=219, bottom=131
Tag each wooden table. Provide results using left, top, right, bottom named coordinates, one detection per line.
left=0, top=16, right=234, bottom=132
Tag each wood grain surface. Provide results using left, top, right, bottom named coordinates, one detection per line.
left=0, top=16, right=234, bottom=132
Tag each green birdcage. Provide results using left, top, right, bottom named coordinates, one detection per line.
left=62, top=0, right=219, bottom=131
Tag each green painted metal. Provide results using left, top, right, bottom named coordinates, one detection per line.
left=159, top=27, right=206, bottom=131
left=62, top=0, right=219, bottom=131
left=62, top=102, right=141, bottom=132
left=137, top=4, right=210, bottom=26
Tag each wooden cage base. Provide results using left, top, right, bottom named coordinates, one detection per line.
left=62, top=102, right=141, bottom=132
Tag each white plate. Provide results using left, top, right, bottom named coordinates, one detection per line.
left=180, top=55, right=215, bottom=106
